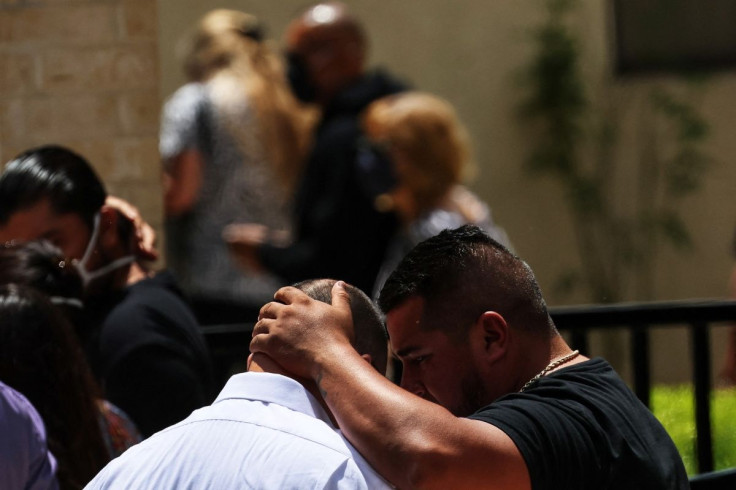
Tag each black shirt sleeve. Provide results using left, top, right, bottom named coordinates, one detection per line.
left=470, top=393, right=605, bottom=490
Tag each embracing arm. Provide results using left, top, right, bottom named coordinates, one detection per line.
left=251, top=284, right=530, bottom=490
left=314, top=346, right=528, bottom=489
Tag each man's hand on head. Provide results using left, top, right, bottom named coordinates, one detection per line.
left=250, top=281, right=356, bottom=381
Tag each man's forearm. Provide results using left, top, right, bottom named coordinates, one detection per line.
left=314, top=345, right=463, bottom=489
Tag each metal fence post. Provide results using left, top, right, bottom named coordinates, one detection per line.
left=691, top=321, right=714, bottom=473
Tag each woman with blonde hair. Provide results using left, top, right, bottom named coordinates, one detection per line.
left=360, top=91, right=512, bottom=297
left=161, top=9, right=312, bottom=324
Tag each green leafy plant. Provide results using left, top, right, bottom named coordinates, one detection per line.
left=519, top=0, right=712, bottom=303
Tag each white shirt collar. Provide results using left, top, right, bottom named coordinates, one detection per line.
left=214, top=372, right=335, bottom=428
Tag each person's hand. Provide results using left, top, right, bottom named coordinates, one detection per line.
left=105, top=196, right=159, bottom=262
left=223, top=223, right=270, bottom=273
left=223, top=223, right=270, bottom=245
left=250, top=281, right=355, bottom=380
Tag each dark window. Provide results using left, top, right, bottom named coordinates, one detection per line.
left=614, top=0, right=736, bottom=74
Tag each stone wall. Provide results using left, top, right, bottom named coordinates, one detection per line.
left=0, top=0, right=163, bottom=237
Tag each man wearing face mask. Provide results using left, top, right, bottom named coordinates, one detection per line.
left=0, top=145, right=214, bottom=438
left=226, top=1, right=407, bottom=295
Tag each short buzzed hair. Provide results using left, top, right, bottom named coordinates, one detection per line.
left=379, top=225, right=556, bottom=340
left=295, top=279, right=388, bottom=374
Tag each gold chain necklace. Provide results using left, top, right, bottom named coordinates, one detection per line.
left=519, top=350, right=580, bottom=393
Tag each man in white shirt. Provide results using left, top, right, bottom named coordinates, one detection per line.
left=85, top=279, right=391, bottom=489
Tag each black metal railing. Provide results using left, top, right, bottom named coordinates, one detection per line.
left=201, top=298, right=736, bottom=474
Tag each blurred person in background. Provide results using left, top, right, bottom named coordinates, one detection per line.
left=0, top=240, right=142, bottom=457
left=0, top=145, right=214, bottom=437
left=360, top=91, right=512, bottom=297
left=226, top=1, right=407, bottom=295
left=161, top=9, right=313, bottom=324
left=0, top=380, right=58, bottom=490
left=0, top=284, right=111, bottom=489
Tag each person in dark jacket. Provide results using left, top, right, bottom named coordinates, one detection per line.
left=225, top=1, right=407, bottom=295
left=0, top=145, right=214, bottom=438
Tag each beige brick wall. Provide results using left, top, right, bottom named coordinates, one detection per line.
left=0, top=0, right=163, bottom=242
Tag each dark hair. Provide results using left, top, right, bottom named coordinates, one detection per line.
left=0, top=240, right=83, bottom=299
left=0, top=285, right=109, bottom=489
left=295, top=279, right=388, bottom=374
left=0, top=240, right=86, bottom=340
left=0, top=145, right=107, bottom=229
left=378, top=225, right=555, bottom=339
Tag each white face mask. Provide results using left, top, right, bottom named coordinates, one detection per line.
left=49, top=296, right=84, bottom=309
left=73, top=213, right=135, bottom=288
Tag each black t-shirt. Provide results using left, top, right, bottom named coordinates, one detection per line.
left=468, top=358, right=689, bottom=490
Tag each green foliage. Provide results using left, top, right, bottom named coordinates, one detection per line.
left=652, top=385, right=736, bottom=475
left=519, top=0, right=586, bottom=179
left=655, top=212, right=693, bottom=251
left=519, top=0, right=712, bottom=302
left=651, top=88, right=712, bottom=200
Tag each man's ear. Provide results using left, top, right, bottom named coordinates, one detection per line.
left=476, top=311, right=509, bottom=364
left=98, top=205, right=119, bottom=252
left=360, top=353, right=373, bottom=367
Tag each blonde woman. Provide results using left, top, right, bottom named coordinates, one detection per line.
left=161, top=10, right=312, bottom=324
left=360, top=92, right=512, bottom=297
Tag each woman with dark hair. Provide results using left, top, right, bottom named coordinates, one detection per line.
left=0, top=285, right=109, bottom=489
left=0, top=240, right=141, bottom=460
left=0, top=240, right=86, bottom=337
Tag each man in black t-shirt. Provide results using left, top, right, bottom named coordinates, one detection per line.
left=250, top=225, right=689, bottom=489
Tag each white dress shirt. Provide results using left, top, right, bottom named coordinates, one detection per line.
left=85, top=372, right=392, bottom=489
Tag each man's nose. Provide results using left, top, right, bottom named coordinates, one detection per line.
left=400, top=369, right=426, bottom=398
